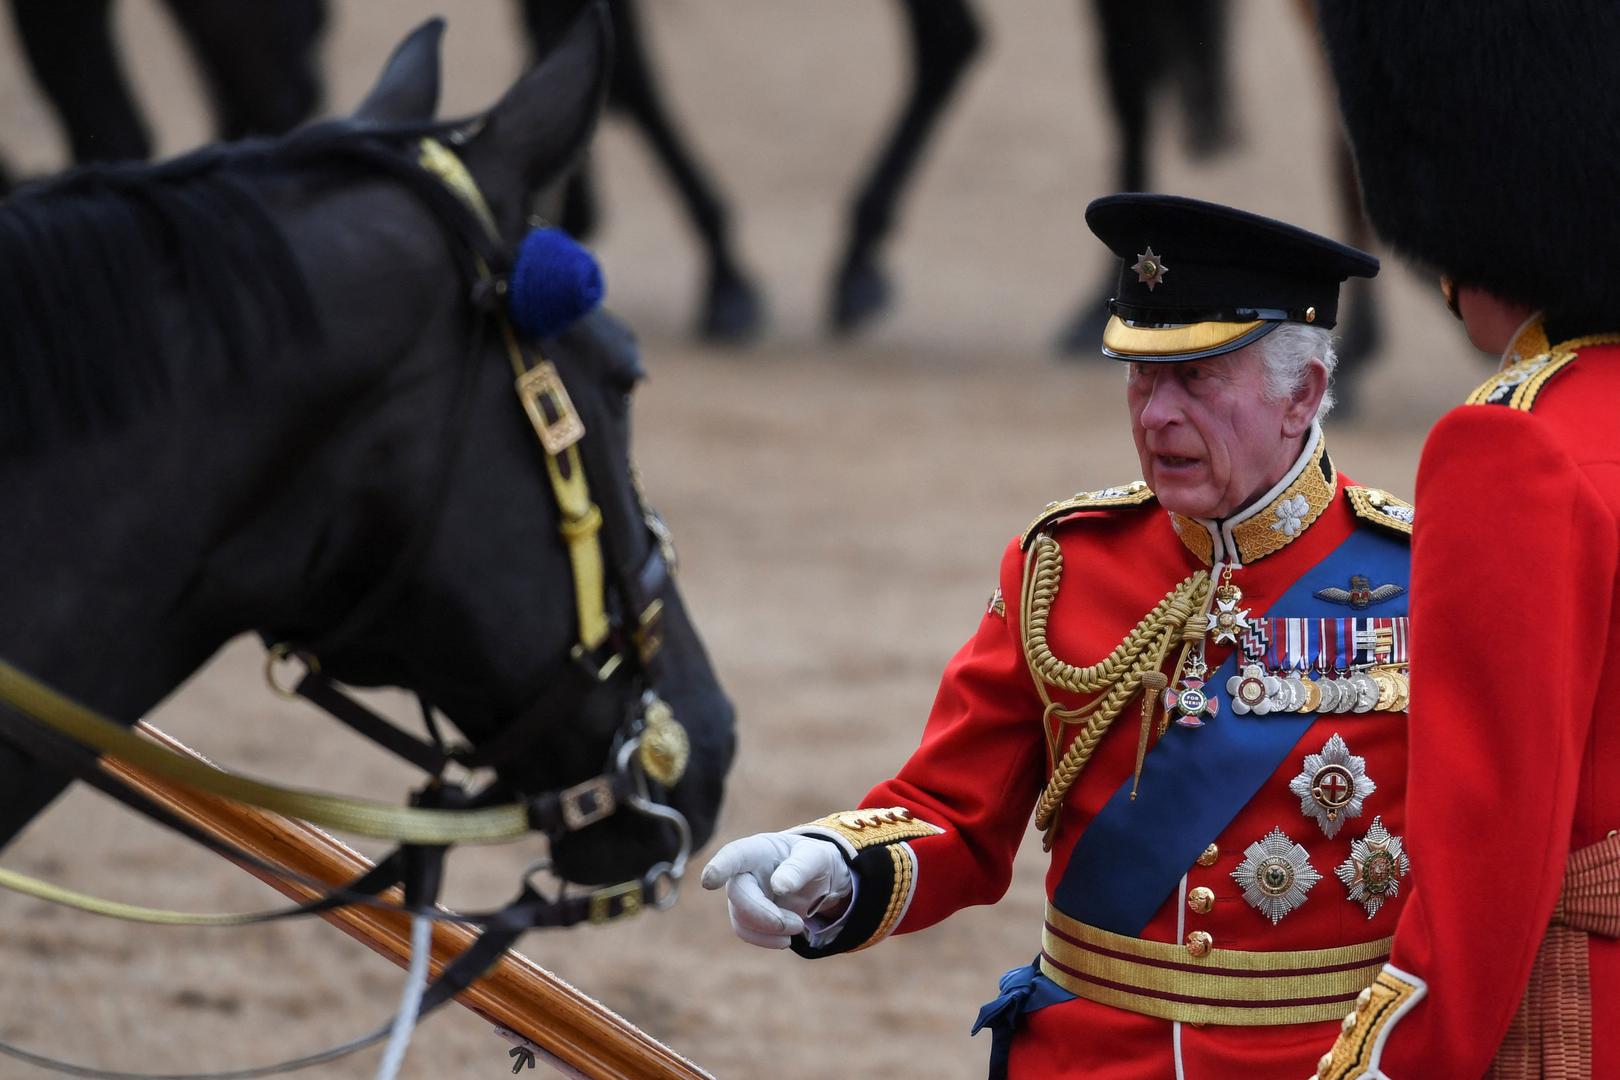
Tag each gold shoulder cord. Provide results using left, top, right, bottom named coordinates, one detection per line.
left=1019, top=534, right=1210, bottom=847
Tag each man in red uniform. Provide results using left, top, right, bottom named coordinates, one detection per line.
left=705, top=195, right=1422, bottom=1078
left=1312, top=3, right=1620, bottom=1078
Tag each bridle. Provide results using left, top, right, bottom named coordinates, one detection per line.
left=0, top=123, right=698, bottom=932
left=254, top=128, right=699, bottom=924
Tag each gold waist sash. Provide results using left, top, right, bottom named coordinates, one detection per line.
left=1040, top=902, right=1391, bottom=1027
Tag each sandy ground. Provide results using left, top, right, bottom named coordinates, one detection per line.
left=0, top=3, right=1489, bottom=1078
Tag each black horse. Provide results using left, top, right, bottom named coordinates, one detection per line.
left=4, top=0, right=325, bottom=168
left=523, top=0, right=766, bottom=345
left=0, top=9, right=734, bottom=891
left=534, top=2, right=1236, bottom=340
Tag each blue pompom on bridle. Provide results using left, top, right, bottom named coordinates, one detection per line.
left=507, top=227, right=604, bottom=340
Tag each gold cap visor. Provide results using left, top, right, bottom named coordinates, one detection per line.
left=1100, top=315, right=1272, bottom=362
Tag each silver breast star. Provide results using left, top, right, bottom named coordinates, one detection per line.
left=1288, top=732, right=1376, bottom=839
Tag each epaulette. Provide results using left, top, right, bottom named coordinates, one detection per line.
left=1021, top=480, right=1156, bottom=549
left=1464, top=347, right=1581, bottom=412
left=1345, top=486, right=1413, bottom=538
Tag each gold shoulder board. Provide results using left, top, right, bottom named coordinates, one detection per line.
left=1021, top=481, right=1156, bottom=549
left=1345, top=486, right=1413, bottom=538
left=1464, top=348, right=1579, bottom=412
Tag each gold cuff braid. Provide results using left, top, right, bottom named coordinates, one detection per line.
left=1315, top=967, right=1426, bottom=1080
left=798, top=807, right=944, bottom=850
left=850, top=845, right=915, bottom=953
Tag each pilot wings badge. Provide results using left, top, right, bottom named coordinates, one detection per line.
left=1314, top=574, right=1405, bottom=610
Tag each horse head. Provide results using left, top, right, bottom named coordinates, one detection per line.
left=0, top=6, right=734, bottom=893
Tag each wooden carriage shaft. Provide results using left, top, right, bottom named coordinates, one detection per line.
left=101, top=722, right=714, bottom=1080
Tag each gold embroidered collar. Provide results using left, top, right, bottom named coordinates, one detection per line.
left=1170, top=424, right=1337, bottom=567
left=1466, top=314, right=1620, bottom=411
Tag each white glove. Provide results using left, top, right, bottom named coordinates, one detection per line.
left=700, top=831, right=853, bottom=949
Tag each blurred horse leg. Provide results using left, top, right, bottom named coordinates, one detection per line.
left=829, top=0, right=983, bottom=336
left=1092, top=0, right=1156, bottom=195
left=1293, top=0, right=1381, bottom=413
left=1325, top=135, right=1382, bottom=411
left=524, top=0, right=602, bottom=241
left=159, top=0, right=326, bottom=140
left=608, top=0, right=764, bottom=342
left=525, top=0, right=764, bottom=344
left=7, top=0, right=151, bottom=163
left=557, top=160, right=601, bottom=242
left=1169, top=0, right=1239, bottom=159
left=1054, top=0, right=1159, bottom=354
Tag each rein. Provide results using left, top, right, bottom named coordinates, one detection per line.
left=0, top=130, right=697, bottom=1078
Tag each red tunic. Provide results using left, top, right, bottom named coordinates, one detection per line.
left=1329, top=323, right=1620, bottom=1079
left=794, top=432, right=1416, bottom=1079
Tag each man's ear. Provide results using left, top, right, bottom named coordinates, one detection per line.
left=1282, top=358, right=1328, bottom=437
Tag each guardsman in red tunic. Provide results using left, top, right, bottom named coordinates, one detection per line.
left=1312, top=3, right=1620, bottom=1077
left=704, top=195, right=1421, bottom=1078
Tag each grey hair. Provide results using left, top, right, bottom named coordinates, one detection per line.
left=1256, top=322, right=1337, bottom=421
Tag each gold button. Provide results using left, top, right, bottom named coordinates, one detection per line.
left=1187, top=886, right=1215, bottom=914
left=1306, top=306, right=1318, bottom=323
left=1196, top=843, right=1219, bottom=867
left=1318, top=1050, right=1334, bottom=1074
left=1341, top=1011, right=1358, bottom=1034
left=1185, top=930, right=1213, bottom=958
left=1356, top=986, right=1373, bottom=1011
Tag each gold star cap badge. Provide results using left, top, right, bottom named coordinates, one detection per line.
left=1131, top=247, right=1168, bottom=291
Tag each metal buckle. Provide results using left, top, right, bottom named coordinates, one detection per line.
left=559, top=775, right=616, bottom=831
left=515, top=361, right=585, bottom=455
left=569, top=642, right=624, bottom=683
left=634, top=599, right=664, bottom=664
left=643, top=508, right=679, bottom=578
left=264, top=643, right=319, bottom=700
left=587, top=880, right=644, bottom=924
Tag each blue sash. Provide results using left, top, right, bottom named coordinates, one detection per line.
left=970, top=960, right=1076, bottom=1080
left=1053, top=527, right=1409, bottom=935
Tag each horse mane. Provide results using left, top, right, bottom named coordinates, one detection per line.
left=0, top=118, right=479, bottom=454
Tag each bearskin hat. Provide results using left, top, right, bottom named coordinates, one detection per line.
left=1316, top=1, right=1620, bottom=324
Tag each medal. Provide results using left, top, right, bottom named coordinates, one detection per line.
left=1296, top=675, right=1322, bottom=714
left=1206, top=568, right=1251, bottom=646
left=1288, top=732, right=1376, bottom=839
left=1349, top=671, right=1380, bottom=714
left=1227, top=662, right=1280, bottom=716
left=1330, top=675, right=1357, bottom=714
left=1163, top=655, right=1220, bottom=728
left=1315, top=674, right=1341, bottom=713
left=1265, top=675, right=1294, bottom=714
left=1336, top=816, right=1410, bottom=919
left=1371, top=667, right=1399, bottom=712
left=1282, top=672, right=1309, bottom=712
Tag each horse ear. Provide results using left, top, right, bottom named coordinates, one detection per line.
left=459, top=1, right=612, bottom=235
left=352, top=18, right=444, bottom=125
